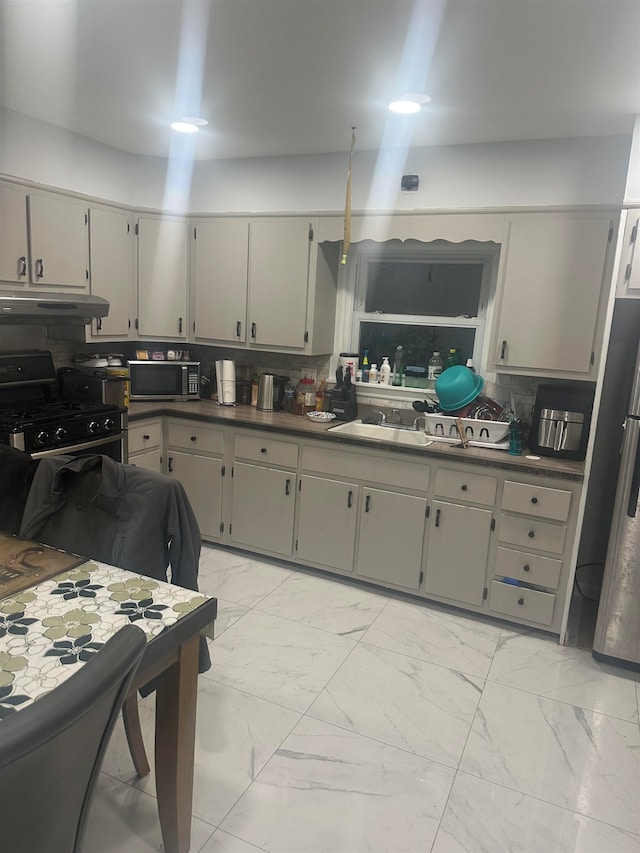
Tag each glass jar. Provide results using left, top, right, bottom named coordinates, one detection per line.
left=293, top=377, right=317, bottom=415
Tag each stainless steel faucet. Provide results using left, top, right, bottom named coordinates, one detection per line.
left=373, top=410, right=387, bottom=425
left=389, top=409, right=403, bottom=424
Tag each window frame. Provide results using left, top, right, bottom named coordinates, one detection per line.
left=348, top=240, right=499, bottom=377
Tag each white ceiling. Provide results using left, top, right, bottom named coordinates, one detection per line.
left=1, top=0, right=640, bottom=161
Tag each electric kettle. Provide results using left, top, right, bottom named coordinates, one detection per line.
left=257, top=373, right=276, bottom=411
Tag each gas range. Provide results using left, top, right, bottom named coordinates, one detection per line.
left=0, top=351, right=126, bottom=459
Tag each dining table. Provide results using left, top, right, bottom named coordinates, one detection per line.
left=0, top=533, right=217, bottom=853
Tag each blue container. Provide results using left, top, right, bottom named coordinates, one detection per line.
left=435, top=365, right=484, bottom=412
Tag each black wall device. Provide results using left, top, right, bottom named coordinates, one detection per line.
left=401, top=174, right=419, bottom=191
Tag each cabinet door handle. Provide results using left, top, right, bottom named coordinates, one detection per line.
left=531, top=496, right=538, bottom=504
left=168, top=456, right=173, bottom=472
left=500, top=340, right=507, bottom=359
left=285, top=478, right=291, bottom=496
left=36, top=258, right=44, bottom=279
left=236, top=321, right=242, bottom=337
left=347, top=490, right=353, bottom=508
left=18, top=256, right=27, bottom=277
left=251, top=322, right=257, bottom=339
left=365, top=494, right=370, bottom=512
left=190, top=435, right=197, bottom=442
left=435, top=508, right=441, bottom=527
left=178, top=317, right=183, bottom=334
left=96, top=317, right=102, bottom=331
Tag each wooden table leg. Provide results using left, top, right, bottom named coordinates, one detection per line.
left=154, top=633, right=200, bottom=853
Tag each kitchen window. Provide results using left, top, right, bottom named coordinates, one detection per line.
left=349, top=241, right=498, bottom=380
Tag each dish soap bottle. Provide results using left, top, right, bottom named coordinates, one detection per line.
left=392, top=345, right=403, bottom=386
left=362, top=350, right=370, bottom=383
left=379, top=357, right=391, bottom=385
left=446, top=347, right=458, bottom=368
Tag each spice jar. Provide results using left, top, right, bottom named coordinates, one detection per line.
left=293, top=377, right=317, bottom=415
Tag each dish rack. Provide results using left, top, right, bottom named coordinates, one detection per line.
left=423, top=413, right=509, bottom=449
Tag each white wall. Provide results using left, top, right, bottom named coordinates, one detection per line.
left=1, top=107, right=631, bottom=213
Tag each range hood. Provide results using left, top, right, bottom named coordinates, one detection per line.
left=0, top=292, right=110, bottom=324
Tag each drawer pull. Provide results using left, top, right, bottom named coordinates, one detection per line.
left=190, top=436, right=197, bottom=442
left=523, top=564, right=530, bottom=572
left=528, top=530, right=535, bottom=538
left=347, top=490, right=353, bottom=508
left=517, top=597, right=525, bottom=606
left=461, top=484, right=468, bottom=491
left=261, top=447, right=267, bottom=453
left=531, top=496, right=538, bottom=504
left=143, top=434, right=150, bottom=441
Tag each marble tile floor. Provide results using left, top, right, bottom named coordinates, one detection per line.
left=84, top=545, right=640, bottom=853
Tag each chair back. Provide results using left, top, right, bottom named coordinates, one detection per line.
left=0, top=623, right=146, bottom=853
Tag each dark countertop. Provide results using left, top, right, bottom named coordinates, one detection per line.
left=127, top=400, right=585, bottom=482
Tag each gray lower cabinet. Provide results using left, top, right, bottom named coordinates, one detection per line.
left=167, top=451, right=223, bottom=540
left=296, top=474, right=358, bottom=572
left=424, top=500, right=492, bottom=606
left=230, top=462, right=296, bottom=556
left=355, top=487, right=427, bottom=591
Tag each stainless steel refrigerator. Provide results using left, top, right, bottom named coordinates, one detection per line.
left=593, top=319, right=640, bottom=669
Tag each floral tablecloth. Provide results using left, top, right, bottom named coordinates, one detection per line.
left=0, top=560, right=211, bottom=718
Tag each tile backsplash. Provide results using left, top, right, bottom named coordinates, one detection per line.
left=0, top=328, right=538, bottom=422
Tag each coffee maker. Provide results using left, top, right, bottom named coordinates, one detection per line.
left=529, top=381, right=595, bottom=460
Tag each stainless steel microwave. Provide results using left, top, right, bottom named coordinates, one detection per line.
left=128, top=360, right=201, bottom=401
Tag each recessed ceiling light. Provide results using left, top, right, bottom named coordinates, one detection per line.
left=388, top=94, right=431, bottom=114
left=170, top=117, right=209, bottom=133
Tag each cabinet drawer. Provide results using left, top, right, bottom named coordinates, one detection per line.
left=502, top=480, right=571, bottom=522
left=434, top=468, right=497, bottom=506
left=303, top=445, right=429, bottom=492
left=489, top=580, right=555, bottom=626
left=167, top=420, right=223, bottom=454
left=498, top=513, right=566, bottom=555
left=128, top=420, right=162, bottom=454
left=495, top=546, right=562, bottom=590
left=235, top=434, right=298, bottom=468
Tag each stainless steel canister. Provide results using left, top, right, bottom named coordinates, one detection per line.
left=257, top=373, right=276, bottom=411
left=536, top=408, right=584, bottom=452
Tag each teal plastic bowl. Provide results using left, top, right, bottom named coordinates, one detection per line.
left=435, top=365, right=484, bottom=412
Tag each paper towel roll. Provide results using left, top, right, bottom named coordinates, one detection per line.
left=215, top=361, right=236, bottom=405
left=221, top=359, right=236, bottom=380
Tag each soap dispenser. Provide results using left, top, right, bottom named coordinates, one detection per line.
left=379, top=357, right=391, bottom=385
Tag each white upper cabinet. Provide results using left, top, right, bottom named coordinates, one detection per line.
left=137, top=215, right=188, bottom=339
left=87, top=206, right=134, bottom=339
left=248, top=218, right=312, bottom=350
left=191, top=216, right=337, bottom=355
left=489, top=213, right=613, bottom=378
left=616, top=210, right=640, bottom=297
left=192, top=219, right=249, bottom=344
left=28, top=192, right=90, bottom=289
left=0, top=184, right=29, bottom=285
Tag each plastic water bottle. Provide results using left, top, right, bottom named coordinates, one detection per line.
left=427, top=351, right=443, bottom=380
left=392, top=346, right=403, bottom=386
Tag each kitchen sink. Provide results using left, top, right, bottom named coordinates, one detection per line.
left=328, top=420, right=434, bottom=447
